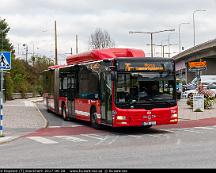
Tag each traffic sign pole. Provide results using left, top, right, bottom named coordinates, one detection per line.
left=0, top=51, right=11, bottom=137
left=0, top=69, right=3, bottom=136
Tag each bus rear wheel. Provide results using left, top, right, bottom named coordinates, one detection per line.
left=62, top=105, right=68, bottom=121
left=90, top=110, right=100, bottom=129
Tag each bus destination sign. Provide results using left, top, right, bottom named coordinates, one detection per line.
left=125, top=63, right=164, bottom=71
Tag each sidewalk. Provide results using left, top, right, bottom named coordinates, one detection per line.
left=0, top=97, right=47, bottom=144
left=178, top=98, right=216, bottom=120
left=0, top=97, right=216, bottom=144
left=157, top=98, right=216, bottom=129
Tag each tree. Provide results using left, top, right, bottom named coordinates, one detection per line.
left=89, top=28, right=115, bottom=49
left=0, top=18, right=14, bottom=52
left=0, top=18, right=53, bottom=100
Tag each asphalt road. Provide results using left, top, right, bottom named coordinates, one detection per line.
left=0, top=102, right=216, bottom=168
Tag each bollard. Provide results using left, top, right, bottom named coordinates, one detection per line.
left=0, top=114, right=3, bottom=137
left=0, top=96, right=3, bottom=137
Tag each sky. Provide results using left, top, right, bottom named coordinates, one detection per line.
left=1, top=0, right=216, bottom=64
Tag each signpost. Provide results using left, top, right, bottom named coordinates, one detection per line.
left=187, top=61, right=206, bottom=112
left=0, top=51, right=11, bottom=136
left=193, top=94, right=204, bottom=112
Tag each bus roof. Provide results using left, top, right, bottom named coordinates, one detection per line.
left=66, top=48, right=145, bottom=65
left=48, top=64, right=67, bottom=70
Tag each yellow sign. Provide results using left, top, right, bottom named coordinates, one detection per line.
left=125, top=63, right=164, bottom=71
left=188, top=61, right=207, bottom=69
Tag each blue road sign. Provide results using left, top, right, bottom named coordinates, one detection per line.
left=0, top=51, right=11, bottom=70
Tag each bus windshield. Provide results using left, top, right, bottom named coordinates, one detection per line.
left=115, top=71, right=176, bottom=109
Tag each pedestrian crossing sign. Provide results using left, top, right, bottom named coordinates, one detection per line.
left=0, top=51, right=11, bottom=70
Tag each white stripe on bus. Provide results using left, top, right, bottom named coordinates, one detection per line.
left=75, top=110, right=90, bottom=117
left=75, top=110, right=101, bottom=118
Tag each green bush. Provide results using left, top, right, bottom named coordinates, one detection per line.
left=5, top=73, right=14, bottom=100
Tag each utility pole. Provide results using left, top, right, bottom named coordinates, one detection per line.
left=70, top=48, right=73, bottom=55
left=147, top=43, right=168, bottom=57
left=193, top=9, right=206, bottom=46
left=129, top=29, right=175, bottom=57
left=76, top=34, right=78, bottom=54
left=54, top=20, right=58, bottom=65
left=23, top=44, right=28, bottom=63
left=178, top=22, right=190, bottom=53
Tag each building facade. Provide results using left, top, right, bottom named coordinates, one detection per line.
left=172, top=39, right=216, bottom=83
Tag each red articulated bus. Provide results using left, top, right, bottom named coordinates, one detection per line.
left=42, top=48, right=178, bottom=129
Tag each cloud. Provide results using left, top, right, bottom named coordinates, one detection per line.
left=1, top=0, right=216, bottom=60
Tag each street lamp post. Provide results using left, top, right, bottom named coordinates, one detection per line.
left=23, top=44, right=28, bottom=63
left=54, top=20, right=58, bottom=65
left=129, top=29, right=175, bottom=57
left=193, top=9, right=206, bottom=46
left=178, top=22, right=190, bottom=53
left=147, top=43, right=168, bottom=57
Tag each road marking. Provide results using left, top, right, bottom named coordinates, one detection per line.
left=147, top=134, right=161, bottom=138
left=48, top=126, right=61, bottom=128
left=128, top=135, right=142, bottom=138
left=161, top=129, right=175, bottom=133
left=176, top=138, right=181, bottom=145
left=81, top=134, right=106, bottom=140
left=27, top=136, right=58, bottom=144
left=182, top=129, right=203, bottom=134
left=108, top=135, right=119, bottom=145
left=55, top=136, right=87, bottom=142
left=193, top=126, right=214, bottom=130
left=71, top=125, right=83, bottom=127
left=95, top=135, right=110, bottom=145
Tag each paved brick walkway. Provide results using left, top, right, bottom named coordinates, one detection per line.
left=2, top=98, right=47, bottom=137
left=178, top=98, right=216, bottom=121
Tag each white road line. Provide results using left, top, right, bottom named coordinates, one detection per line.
left=128, top=135, right=142, bottom=138
left=108, top=136, right=119, bottom=145
left=161, top=129, right=175, bottom=133
left=80, top=134, right=106, bottom=140
left=147, top=134, right=161, bottom=138
left=183, top=129, right=203, bottom=134
left=95, top=135, right=110, bottom=145
left=71, top=125, right=83, bottom=127
left=55, top=136, right=87, bottom=142
left=147, top=134, right=171, bottom=138
left=193, top=126, right=215, bottom=130
left=48, top=126, right=61, bottom=128
left=27, top=136, right=58, bottom=144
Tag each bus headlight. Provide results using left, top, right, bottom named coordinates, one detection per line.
left=171, top=113, right=178, bottom=118
left=116, top=116, right=126, bottom=120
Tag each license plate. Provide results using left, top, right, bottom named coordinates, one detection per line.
left=143, top=121, right=156, bottom=126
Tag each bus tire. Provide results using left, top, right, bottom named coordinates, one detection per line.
left=47, top=108, right=51, bottom=113
left=90, top=108, right=100, bottom=129
left=62, top=104, right=68, bottom=121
